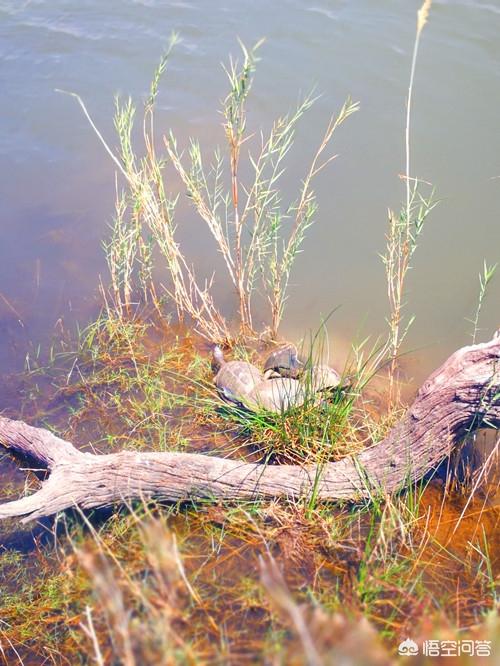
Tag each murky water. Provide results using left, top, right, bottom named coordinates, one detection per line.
left=1, top=0, right=500, bottom=381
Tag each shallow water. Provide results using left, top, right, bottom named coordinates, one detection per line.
left=1, top=0, right=500, bottom=386
left=0, top=321, right=498, bottom=661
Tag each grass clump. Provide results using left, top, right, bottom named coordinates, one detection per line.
left=50, top=312, right=219, bottom=456
left=28, top=305, right=373, bottom=468
left=46, top=310, right=371, bottom=468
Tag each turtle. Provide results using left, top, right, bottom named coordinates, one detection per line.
left=246, top=376, right=308, bottom=413
left=212, top=345, right=343, bottom=415
left=263, top=344, right=342, bottom=390
left=263, top=344, right=304, bottom=379
left=247, top=370, right=343, bottom=413
left=212, top=346, right=263, bottom=408
left=247, top=363, right=344, bottom=414
left=305, top=363, right=342, bottom=392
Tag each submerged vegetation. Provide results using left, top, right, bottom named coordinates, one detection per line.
left=0, top=0, right=499, bottom=664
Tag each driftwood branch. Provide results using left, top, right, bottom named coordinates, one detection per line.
left=1, top=336, right=499, bottom=522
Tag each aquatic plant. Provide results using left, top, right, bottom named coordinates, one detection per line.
left=469, top=260, right=497, bottom=344
left=383, top=0, right=435, bottom=403
left=64, top=38, right=357, bottom=343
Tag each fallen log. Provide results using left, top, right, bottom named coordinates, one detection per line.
left=1, top=335, right=499, bottom=522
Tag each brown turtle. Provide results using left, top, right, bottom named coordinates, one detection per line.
left=212, top=345, right=344, bottom=414
left=263, top=344, right=342, bottom=390
left=304, top=364, right=342, bottom=391
left=246, top=377, right=308, bottom=413
left=212, top=346, right=263, bottom=408
left=263, top=344, right=304, bottom=379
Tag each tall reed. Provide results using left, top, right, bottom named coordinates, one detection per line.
left=64, top=39, right=357, bottom=343
left=469, top=260, right=497, bottom=344
left=383, top=0, right=435, bottom=402
left=165, top=41, right=358, bottom=340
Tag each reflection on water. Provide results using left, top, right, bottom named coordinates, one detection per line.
left=1, top=0, right=500, bottom=382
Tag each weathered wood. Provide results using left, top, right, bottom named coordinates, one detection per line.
left=1, top=336, right=499, bottom=522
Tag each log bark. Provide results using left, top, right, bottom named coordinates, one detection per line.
left=1, top=336, right=499, bottom=522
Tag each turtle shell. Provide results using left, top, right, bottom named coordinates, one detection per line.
left=214, top=361, right=263, bottom=405
left=246, top=377, right=308, bottom=413
left=306, top=364, right=341, bottom=391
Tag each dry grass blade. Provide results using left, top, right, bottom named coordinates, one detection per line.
left=78, top=550, right=136, bottom=666
left=260, top=554, right=323, bottom=666
left=384, top=0, right=435, bottom=404
left=417, top=0, right=433, bottom=34
left=80, top=606, right=105, bottom=666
